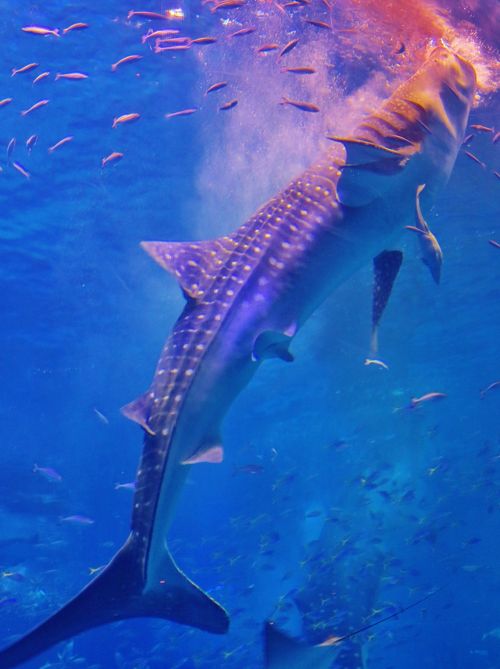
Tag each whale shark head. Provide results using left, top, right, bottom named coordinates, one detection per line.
left=332, top=44, right=477, bottom=208
left=357, top=44, right=477, bottom=189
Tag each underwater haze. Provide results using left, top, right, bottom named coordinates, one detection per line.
left=0, top=1, right=499, bottom=668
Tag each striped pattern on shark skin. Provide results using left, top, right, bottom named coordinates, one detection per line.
left=125, top=150, right=347, bottom=568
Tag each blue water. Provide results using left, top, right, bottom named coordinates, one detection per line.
left=0, top=1, right=499, bottom=668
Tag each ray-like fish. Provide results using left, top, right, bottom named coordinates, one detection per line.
left=0, top=45, right=477, bottom=669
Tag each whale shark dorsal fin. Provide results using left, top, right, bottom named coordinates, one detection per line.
left=141, top=238, right=235, bottom=299
left=328, top=136, right=410, bottom=206
left=371, top=250, right=403, bottom=355
left=264, top=622, right=338, bottom=669
left=121, top=392, right=156, bottom=435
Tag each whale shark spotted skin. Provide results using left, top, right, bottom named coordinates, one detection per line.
left=0, top=46, right=476, bottom=668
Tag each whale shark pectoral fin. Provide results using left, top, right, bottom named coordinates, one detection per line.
left=264, top=622, right=338, bottom=669
left=181, top=443, right=224, bottom=464
left=327, top=136, right=410, bottom=206
left=140, top=238, right=234, bottom=300
left=121, top=393, right=156, bottom=435
left=252, top=330, right=294, bottom=363
left=371, top=250, right=403, bottom=355
left=0, top=540, right=229, bottom=668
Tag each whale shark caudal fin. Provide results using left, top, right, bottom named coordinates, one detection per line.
left=0, top=539, right=229, bottom=668
left=264, top=622, right=339, bottom=669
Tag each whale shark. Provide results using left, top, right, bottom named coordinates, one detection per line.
left=0, top=45, right=476, bottom=667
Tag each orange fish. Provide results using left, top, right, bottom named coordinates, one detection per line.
left=229, top=26, right=255, bottom=37
left=12, top=62, right=38, bottom=77
left=111, top=55, right=142, bottom=71
left=101, top=152, right=124, bottom=167
left=220, top=99, right=238, bottom=111
left=127, top=10, right=170, bottom=20
left=156, top=36, right=190, bottom=46
left=279, top=38, right=299, bottom=59
left=33, top=71, right=50, bottom=84
left=48, top=136, right=74, bottom=152
left=213, top=0, right=245, bottom=11
left=206, top=81, right=227, bottom=94
left=21, top=99, right=49, bottom=116
left=280, top=97, right=320, bottom=112
left=469, top=124, right=493, bottom=133
left=112, top=113, right=140, bottom=128
left=304, top=18, right=331, bottom=30
left=142, top=29, right=179, bottom=43
left=257, top=43, right=279, bottom=53
left=62, top=22, right=89, bottom=34
left=22, top=25, right=59, bottom=37
left=165, top=108, right=198, bottom=119
left=191, top=36, right=217, bottom=45
left=55, top=72, right=88, bottom=80
left=0, top=98, right=13, bottom=108
left=282, top=66, right=316, bottom=74
left=154, top=44, right=190, bottom=53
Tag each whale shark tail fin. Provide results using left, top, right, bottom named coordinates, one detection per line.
left=0, top=540, right=229, bottom=669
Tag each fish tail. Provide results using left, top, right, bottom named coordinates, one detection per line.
left=0, top=538, right=228, bottom=668
left=0, top=544, right=135, bottom=668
